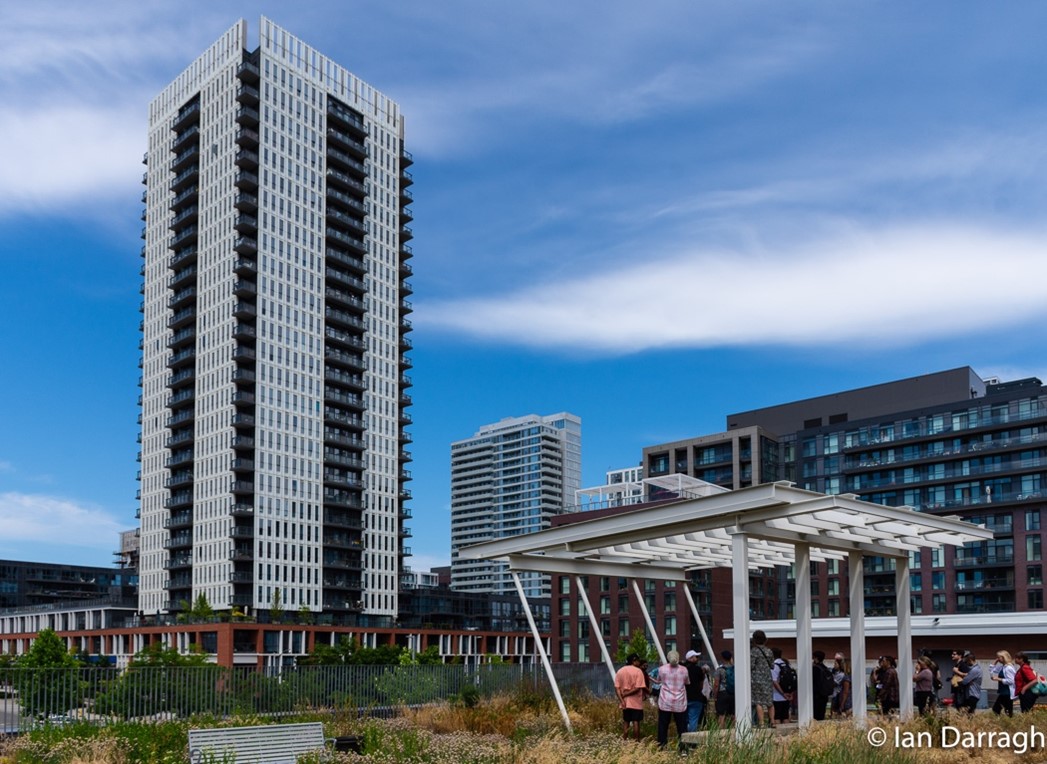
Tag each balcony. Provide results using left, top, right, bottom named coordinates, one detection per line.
left=323, top=511, right=363, bottom=530
left=233, top=257, right=257, bottom=276
left=232, top=390, right=255, bottom=408
left=167, top=347, right=195, bottom=369
left=168, top=265, right=197, bottom=290
left=164, top=471, right=194, bottom=488
left=170, top=145, right=200, bottom=174
left=235, top=106, right=259, bottom=126
left=326, top=168, right=367, bottom=197
left=231, top=435, right=255, bottom=450
left=165, top=554, right=193, bottom=570
left=171, top=125, right=199, bottom=154
left=326, top=127, right=368, bottom=158
left=233, top=324, right=256, bottom=342
left=233, top=279, right=257, bottom=297
left=232, top=368, right=256, bottom=385
left=168, top=286, right=197, bottom=309
left=170, top=186, right=198, bottom=213
left=954, top=552, right=1015, bottom=567
left=324, top=307, right=366, bottom=332
left=325, top=227, right=367, bottom=255
left=164, top=510, right=192, bottom=529
left=325, top=326, right=365, bottom=351
left=165, top=491, right=192, bottom=509
left=168, top=226, right=197, bottom=251
left=231, top=480, right=255, bottom=495
left=325, top=348, right=366, bottom=372
left=326, top=208, right=366, bottom=236
left=324, top=408, right=364, bottom=431
left=325, top=286, right=365, bottom=312
left=326, top=102, right=367, bottom=136
left=325, top=389, right=364, bottom=410
left=231, top=502, right=254, bottom=517
left=233, top=301, right=257, bottom=319
left=231, top=458, right=255, bottom=472
left=323, top=428, right=364, bottom=450
left=169, top=245, right=198, bottom=270
left=165, top=449, right=194, bottom=468
left=164, top=532, right=193, bottom=549
left=164, top=429, right=193, bottom=449
left=325, top=367, right=365, bottom=392
left=234, top=236, right=257, bottom=255
left=232, top=412, right=256, bottom=429
left=235, top=170, right=259, bottom=189
left=171, top=101, right=201, bottom=132
left=237, top=60, right=260, bottom=82
left=236, top=84, right=260, bottom=104
left=167, top=326, right=195, bottom=350
left=168, top=306, right=196, bottom=330
left=169, top=166, right=199, bottom=194
left=235, top=149, right=259, bottom=169
left=229, top=526, right=254, bottom=539
left=234, top=191, right=258, bottom=211
left=165, top=408, right=195, bottom=429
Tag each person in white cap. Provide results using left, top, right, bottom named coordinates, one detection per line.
left=684, top=649, right=707, bottom=731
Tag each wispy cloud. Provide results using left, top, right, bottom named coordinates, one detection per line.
left=0, top=492, right=124, bottom=553
left=417, top=223, right=1047, bottom=353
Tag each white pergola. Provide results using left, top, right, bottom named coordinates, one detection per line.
left=459, top=480, right=994, bottom=736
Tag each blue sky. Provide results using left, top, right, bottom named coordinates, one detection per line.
left=3, top=1, right=1047, bottom=573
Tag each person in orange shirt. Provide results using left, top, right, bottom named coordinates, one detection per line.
left=615, top=652, right=647, bottom=740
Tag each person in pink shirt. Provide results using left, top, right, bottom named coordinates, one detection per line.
left=656, top=650, right=690, bottom=750
left=615, top=652, right=647, bottom=740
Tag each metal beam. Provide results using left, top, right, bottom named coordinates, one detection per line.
left=512, top=571, right=571, bottom=731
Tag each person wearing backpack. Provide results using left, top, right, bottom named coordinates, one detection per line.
left=811, top=650, right=834, bottom=721
left=714, top=649, right=735, bottom=725
left=771, top=647, right=796, bottom=724
left=1014, top=651, right=1039, bottom=713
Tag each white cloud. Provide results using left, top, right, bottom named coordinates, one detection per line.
left=0, top=492, right=124, bottom=550
left=0, top=107, right=143, bottom=213
left=416, top=224, right=1047, bottom=353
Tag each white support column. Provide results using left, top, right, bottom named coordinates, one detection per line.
left=848, top=551, right=867, bottom=726
left=731, top=531, right=752, bottom=739
left=794, top=542, right=813, bottom=727
left=681, top=583, right=718, bottom=668
left=512, top=571, right=571, bottom=731
left=575, top=575, right=617, bottom=684
left=631, top=579, right=666, bottom=664
left=895, top=555, right=913, bottom=720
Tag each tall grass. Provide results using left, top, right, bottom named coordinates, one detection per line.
left=3, top=697, right=1046, bottom=764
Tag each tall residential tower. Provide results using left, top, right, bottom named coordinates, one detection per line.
left=138, top=19, right=413, bottom=622
left=450, top=413, right=581, bottom=597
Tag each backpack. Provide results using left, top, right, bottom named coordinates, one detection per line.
left=815, top=664, right=835, bottom=697
left=777, top=661, right=798, bottom=694
left=723, top=665, right=735, bottom=694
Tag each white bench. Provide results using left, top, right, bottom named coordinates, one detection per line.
left=188, top=722, right=332, bottom=763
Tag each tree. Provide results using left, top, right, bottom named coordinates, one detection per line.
left=615, top=630, right=658, bottom=664
left=190, top=593, right=213, bottom=621
left=14, top=629, right=82, bottom=718
left=270, top=588, right=284, bottom=623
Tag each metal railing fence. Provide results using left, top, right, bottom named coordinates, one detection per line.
left=0, top=663, right=615, bottom=731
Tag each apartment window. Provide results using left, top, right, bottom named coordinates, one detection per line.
left=577, top=621, right=589, bottom=639
left=645, top=594, right=656, bottom=612
left=810, top=580, right=820, bottom=596
left=600, top=596, right=611, bottom=615
left=1030, top=590, right=1044, bottom=609
left=618, top=595, right=629, bottom=613
left=1028, top=535, right=1042, bottom=562
left=559, top=577, right=570, bottom=594
left=1027, top=510, right=1042, bottom=531
left=1029, top=565, right=1043, bottom=586
left=931, top=594, right=947, bottom=613
left=931, top=548, right=944, bottom=567
left=911, top=596, right=923, bottom=614
left=827, top=600, right=840, bottom=617
left=619, top=620, right=630, bottom=638
left=931, top=572, right=945, bottom=590
left=665, top=616, right=677, bottom=636
left=601, top=619, right=611, bottom=637
left=827, top=579, right=840, bottom=596
left=910, top=574, right=922, bottom=592
left=559, top=598, right=570, bottom=616
left=664, top=592, right=676, bottom=611
left=600, top=576, right=610, bottom=591
left=665, top=639, right=676, bottom=654
left=560, top=642, right=571, bottom=662
left=559, top=621, right=570, bottom=638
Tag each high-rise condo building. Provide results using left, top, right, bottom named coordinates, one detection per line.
left=449, top=413, right=582, bottom=597
left=138, top=19, right=413, bottom=623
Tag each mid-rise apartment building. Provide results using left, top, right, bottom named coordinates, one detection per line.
left=644, top=367, right=1045, bottom=620
left=138, top=19, right=413, bottom=623
left=450, top=413, right=581, bottom=597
